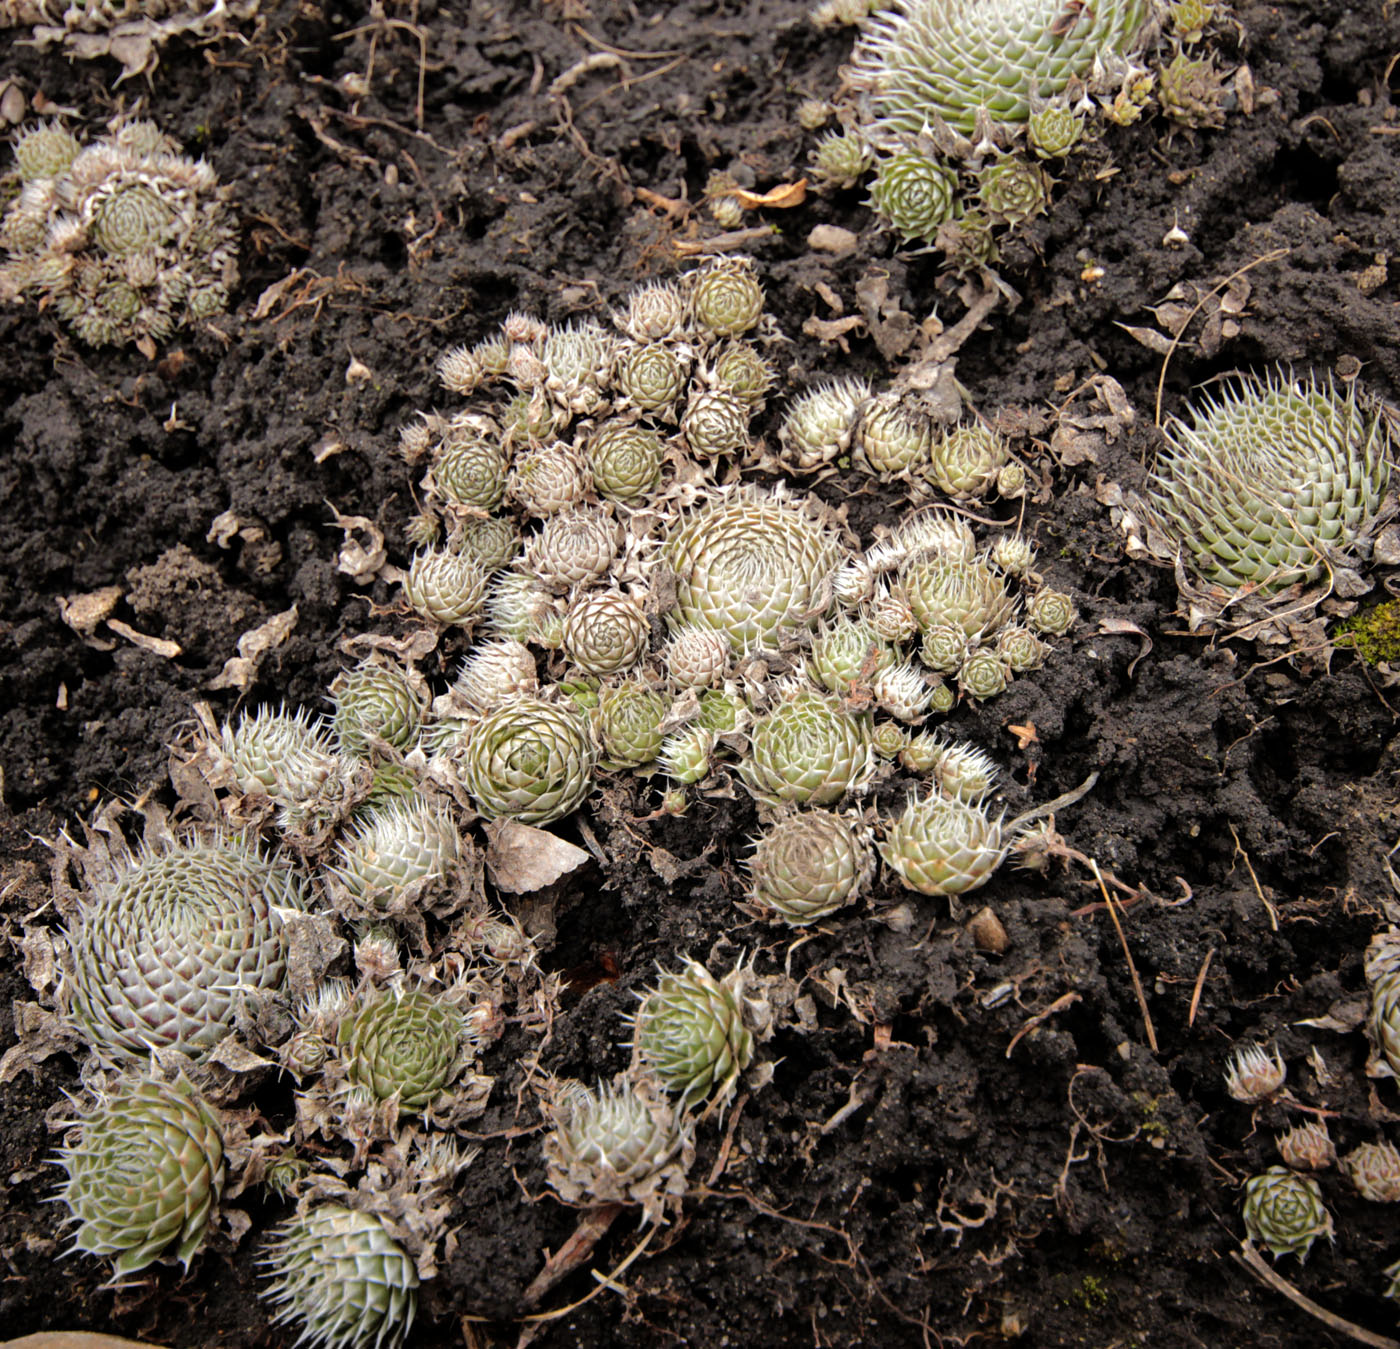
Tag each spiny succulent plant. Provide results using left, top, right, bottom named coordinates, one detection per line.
left=663, top=490, right=844, bottom=651
left=1276, top=1121, right=1335, bottom=1172
left=562, top=589, right=650, bottom=675
left=1241, top=1167, right=1333, bottom=1260
left=807, top=614, right=895, bottom=694
left=401, top=549, right=490, bottom=627
left=538, top=320, right=615, bottom=407
left=927, top=423, right=1010, bottom=500
left=66, top=837, right=300, bottom=1057
left=990, top=533, right=1036, bottom=577
left=428, top=418, right=508, bottom=512
left=260, top=1204, right=418, bottom=1349
left=1346, top=1141, right=1400, bottom=1203
left=780, top=378, right=871, bottom=473
left=1, top=117, right=236, bottom=347
left=454, top=514, right=520, bottom=570
left=1224, top=1044, right=1286, bottom=1103
left=659, top=724, right=718, bottom=786
left=872, top=660, right=937, bottom=720
left=868, top=150, right=959, bottom=242
left=336, top=986, right=473, bottom=1111
left=1157, top=48, right=1228, bottom=127
left=879, top=788, right=1005, bottom=896
left=664, top=625, right=732, bottom=689
left=330, top=662, right=425, bottom=758
left=742, top=686, right=873, bottom=807
left=925, top=734, right=998, bottom=801
left=526, top=508, right=620, bottom=591
left=615, top=280, right=687, bottom=341
left=332, top=797, right=460, bottom=911
left=1148, top=370, right=1392, bottom=599
left=996, top=625, right=1050, bottom=674
left=683, top=389, right=753, bottom=461
left=688, top=256, right=766, bottom=338
left=812, top=128, right=874, bottom=187
left=509, top=442, right=590, bottom=517
left=958, top=647, right=1011, bottom=701
left=1027, top=101, right=1085, bottom=157
left=54, top=1075, right=224, bottom=1279
left=632, top=958, right=756, bottom=1107
left=977, top=155, right=1053, bottom=225
left=747, top=809, right=873, bottom=924
left=543, top=1076, right=695, bottom=1222
left=221, top=705, right=349, bottom=826
left=586, top=421, right=665, bottom=503
left=617, top=341, right=688, bottom=412
left=902, top=555, right=1017, bottom=641
left=847, top=0, right=1151, bottom=137
left=1026, top=586, right=1077, bottom=636
left=460, top=697, right=597, bottom=824
left=595, top=681, right=669, bottom=770
left=453, top=637, right=538, bottom=712
left=708, top=341, right=775, bottom=406
left=855, top=395, right=934, bottom=475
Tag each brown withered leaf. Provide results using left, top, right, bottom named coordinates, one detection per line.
left=484, top=818, right=590, bottom=893
left=732, top=179, right=807, bottom=210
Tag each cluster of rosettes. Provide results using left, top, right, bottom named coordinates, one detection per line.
left=805, top=0, right=1228, bottom=268
left=1146, top=369, right=1392, bottom=613
left=0, top=118, right=237, bottom=349
left=542, top=955, right=762, bottom=1222
left=1225, top=1028, right=1400, bottom=1300
left=40, top=652, right=534, bottom=1345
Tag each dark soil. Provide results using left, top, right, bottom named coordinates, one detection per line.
left=4, top=0, right=1400, bottom=1345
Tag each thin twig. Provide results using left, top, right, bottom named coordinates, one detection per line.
left=1093, top=860, right=1158, bottom=1052
left=1006, top=991, right=1081, bottom=1058
left=1152, top=248, right=1290, bottom=425
left=1188, top=947, right=1214, bottom=1027
left=1232, top=1240, right=1400, bottom=1349
left=1229, top=822, right=1279, bottom=931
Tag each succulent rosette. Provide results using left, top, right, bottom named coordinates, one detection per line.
left=595, top=681, right=669, bottom=770
left=902, top=555, right=1017, bottom=642
left=586, top=421, right=664, bottom=503
left=54, top=1075, right=225, bottom=1278
left=1241, top=1167, right=1333, bottom=1260
left=461, top=697, right=597, bottom=824
left=633, top=959, right=756, bottom=1107
left=1149, top=370, right=1392, bottom=596
left=336, top=986, right=472, bottom=1110
left=879, top=788, right=1005, bottom=895
left=66, top=838, right=301, bottom=1058
left=688, top=257, right=766, bottom=337
left=332, top=797, right=460, bottom=910
left=562, top=590, right=650, bottom=675
left=662, top=490, right=844, bottom=651
left=331, top=661, right=425, bottom=757
left=741, top=687, right=873, bottom=806
left=543, top=1076, right=695, bottom=1221
left=401, top=549, right=490, bottom=626
left=848, top=0, right=1152, bottom=136
left=260, top=1204, right=418, bottom=1349
left=747, top=809, right=872, bottom=924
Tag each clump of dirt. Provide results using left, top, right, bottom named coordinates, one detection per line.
left=3, top=0, right=1400, bottom=1346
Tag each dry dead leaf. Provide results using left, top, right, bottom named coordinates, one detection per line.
left=483, top=818, right=590, bottom=893
left=58, top=586, right=122, bottom=638
left=106, top=619, right=181, bottom=658
left=329, top=505, right=387, bottom=583
left=208, top=607, right=298, bottom=691
left=732, top=179, right=807, bottom=210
